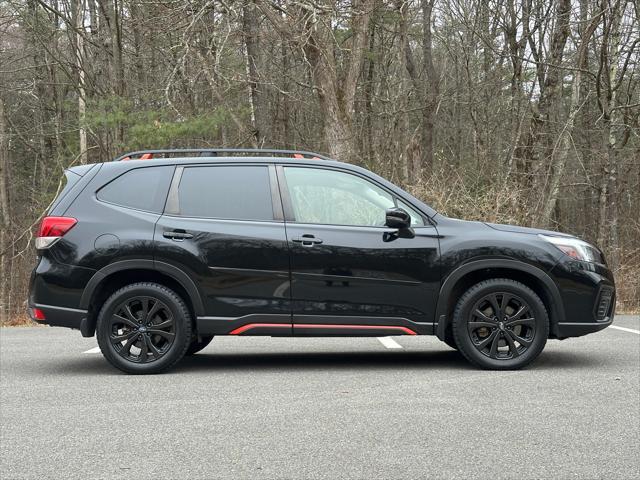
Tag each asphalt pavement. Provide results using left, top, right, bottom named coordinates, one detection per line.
left=1, top=315, right=639, bottom=479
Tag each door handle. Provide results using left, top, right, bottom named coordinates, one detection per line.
left=163, top=230, right=194, bottom=240
left=292, top=235, right=323, bottom=246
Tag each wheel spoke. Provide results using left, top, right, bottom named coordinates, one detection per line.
left=503, top=331, right=520, bottom=357
left=140, top=298, right=149, bottom=324
left=473, top=309, right=496, bottom=323
left=121, top=334, right=138, bottom=355
left=112, top=314, right=138, bottom=329
left=138, top=334, right=148, bottom=362
left=149, top=319, right=173, bottom=331
left=147, top=329, right=175, bottom=340
left=507, top=329, right=532, bottom=347
left=487, top=294, right=501, bottom=318
left=145, top=336, right=162, bottom=359
left=489, top=332, right=501, bottom=358
left=110, top=330, right=137, bottom=344
left=123, top=304, right=139, bottom=324
left=506, top=317, right=535, bottom=328
left=475, top=329, right=498, bottom=350
left=507, top=305, right=526, bottom=321
left=144, top=300, right=162, bottom=325
left=499, top=294, right=512, bottom=318
left=468, top=321, right=496, bottom=335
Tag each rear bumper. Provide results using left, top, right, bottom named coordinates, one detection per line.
left=28, top=303, right=91, bottom=336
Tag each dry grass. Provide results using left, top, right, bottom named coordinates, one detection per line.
left=616, top=249, right=640, bottom=313
left=2, top=314, right=39, bottom=327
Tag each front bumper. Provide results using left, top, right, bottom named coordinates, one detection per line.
left=555, top=316, right=614, bottom=338
left=551, top=259, right=616, bottom=339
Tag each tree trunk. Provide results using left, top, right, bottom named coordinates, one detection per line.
left=420, top=0, right=438, bottom=175
left=539, top=7, right=602, bottom=226
left=0, top=98, right=10, bottom=324
left=73, top=0, right=87, bottom=164
left=243, top=1, right=268, bottom=145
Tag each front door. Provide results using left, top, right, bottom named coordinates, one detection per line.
left=277, top=165, right=440, bottom=336
left=154, top=164, right=292, bottom=336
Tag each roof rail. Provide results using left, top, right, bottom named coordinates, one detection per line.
left=115, top=148, right=332, bottom=161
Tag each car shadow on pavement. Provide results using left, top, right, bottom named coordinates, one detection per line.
left=175, top=350, right=470, bottom=372
left=36, top=347, right=604, bottom=376
left=173, top=348, right=603, bottom=373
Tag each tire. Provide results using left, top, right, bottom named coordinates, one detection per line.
left=96, top=282, right=192, bottom=374
left=185, top=335, right=214, bottom=355
left=452, top=278, right=549, bottom=370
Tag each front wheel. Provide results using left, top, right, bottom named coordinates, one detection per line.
left=452, top=279, right=549, bottom=370
left=96, top=283, right=192, bottom=374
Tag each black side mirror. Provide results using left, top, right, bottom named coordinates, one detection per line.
left=385, top=207, right=411, bottom=230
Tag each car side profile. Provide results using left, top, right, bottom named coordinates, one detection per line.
left=29, top=148, right=616, bottom=374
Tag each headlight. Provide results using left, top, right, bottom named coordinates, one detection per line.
left=539, top=234, right=602, bottom=263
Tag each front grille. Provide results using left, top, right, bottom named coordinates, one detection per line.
left=595, top=288, right=614, bottom=321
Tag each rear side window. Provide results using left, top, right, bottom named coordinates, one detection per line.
left=177, top=166, right=273, bottom=220
left=97, top=166, right=173, bottom=213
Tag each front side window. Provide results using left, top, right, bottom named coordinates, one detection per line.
left=177, top=165, right=273, bottom=221
left=398, top=200, right=425, bottom=227
left=97, top=166, right=173, bottom=213
left=283, top=167, right=395, bottom=226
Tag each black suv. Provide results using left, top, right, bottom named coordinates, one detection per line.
left=29, top=149, right=616, bottom=373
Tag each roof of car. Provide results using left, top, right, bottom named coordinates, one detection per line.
left=75, top=148, right=438, bottom=218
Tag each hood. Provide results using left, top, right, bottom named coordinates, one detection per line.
left=484, top=222, right=573, bottom=238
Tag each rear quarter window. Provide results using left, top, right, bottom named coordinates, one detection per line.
left=49, top=170, right=82, bottom=212
left=97, top=166, right=174, bottom=213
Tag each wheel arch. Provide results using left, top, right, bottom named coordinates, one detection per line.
left=79, top=260, right=204, bottom=337
left=435, top=259, right=565, bottom=341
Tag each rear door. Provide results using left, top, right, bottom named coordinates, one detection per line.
left=154, top=163, right=292, bottom=336
left=277, top=165, right=440, bottom=336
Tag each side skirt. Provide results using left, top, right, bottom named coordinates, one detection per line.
left=196, top=314, right=434, bottom=336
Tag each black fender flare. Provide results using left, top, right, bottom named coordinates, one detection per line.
left=79, top=259, right=205, bottom=315
left=434, top=259, right=565, bottom=340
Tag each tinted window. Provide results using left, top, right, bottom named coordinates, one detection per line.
left=97, top=166, right=173, bottom=213
left=284, top=167, right=395, bottom=226
left=49, top=170, right=82, bottom=212
left=178, top=166, right=273, bottom=220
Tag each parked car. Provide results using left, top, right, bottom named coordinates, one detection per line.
left=29, top=149, right=616, bottom=373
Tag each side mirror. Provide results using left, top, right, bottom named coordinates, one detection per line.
left=385, top=207, right=411, bottom=230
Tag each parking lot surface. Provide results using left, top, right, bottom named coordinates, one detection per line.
left=1, top=315, right=639, bottom=479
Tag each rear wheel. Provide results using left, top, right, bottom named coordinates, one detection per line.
left=186, top=335, right=214, bottom=355
left=96, top=283, right=192, bottom=374
left=452, top=278, right=549, bottom=370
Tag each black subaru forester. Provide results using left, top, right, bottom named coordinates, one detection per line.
left=29, top=149, right=616, bottom=374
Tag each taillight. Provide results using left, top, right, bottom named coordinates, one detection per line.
left=35, top=216, right=77, bottom=249
left=30, top=307, right=46, bottom=321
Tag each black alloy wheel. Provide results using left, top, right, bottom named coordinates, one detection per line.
left=468, top=292, right=535, bottom=360
left=108, top=296, right=176, bottom=363
left=97, top=283, right=192, bottom=374
left=452, top=278, right=549, bottom=370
